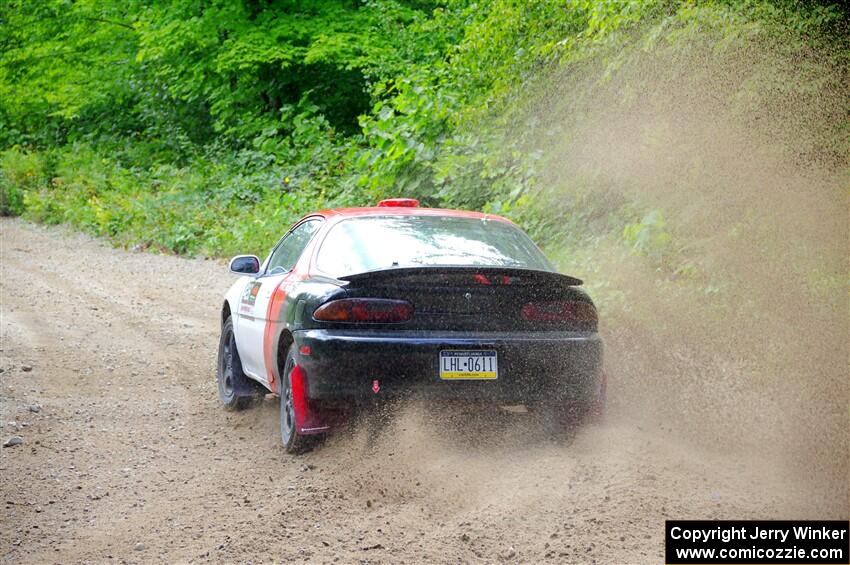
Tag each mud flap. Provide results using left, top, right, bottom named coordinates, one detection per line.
left=588, top=370, right=607, bottom=423
left=231, top=374, right=266, bottom=397
left=290, top=365, right=334, bottom=435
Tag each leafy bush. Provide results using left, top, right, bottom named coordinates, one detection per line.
left=0, top=0, right=846, bottom=261
left=623, top=210, right=672, bottom=261
left=0, top=170, right=24, bottom=216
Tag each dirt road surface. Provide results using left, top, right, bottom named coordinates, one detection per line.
left=0, top=219, right=842, bottom=564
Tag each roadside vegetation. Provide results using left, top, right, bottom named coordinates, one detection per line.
left=1, top=1, right=844, bottom=257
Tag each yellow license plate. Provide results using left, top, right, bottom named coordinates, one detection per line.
left=439, top=350, right=498, bottom=380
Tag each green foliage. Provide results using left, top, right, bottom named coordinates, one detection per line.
left=133, top=0, right=423, bottom=139
left=0, top=172, right=24, bottom=216
left=623, top=210, right=672, bottom=260
left=0, top=0, right=440, bottom=153
left=0, top=0, right=846, bottom=264
left=0, top=148, right=45, bottom=215
left=11, top=142, right=336, bottom=257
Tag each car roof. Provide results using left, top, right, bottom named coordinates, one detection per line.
left=312, top=206, right=515, bottom=224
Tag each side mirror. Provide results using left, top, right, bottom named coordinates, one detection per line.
left=229, top=255, right=260, bottom=275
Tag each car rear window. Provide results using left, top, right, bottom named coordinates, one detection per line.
left=316, top=215, right=553, bottom=277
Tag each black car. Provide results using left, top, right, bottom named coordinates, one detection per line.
left=218, top=199, right=604, bottom=452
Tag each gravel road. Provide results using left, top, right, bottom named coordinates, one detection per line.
left=0, top=219, right=843, bottom=564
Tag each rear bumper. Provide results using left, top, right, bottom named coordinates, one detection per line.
left=293, top=329, right=603, bottom=404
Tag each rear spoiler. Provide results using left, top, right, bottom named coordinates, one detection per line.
left=338, top=266, right=583, bottom=287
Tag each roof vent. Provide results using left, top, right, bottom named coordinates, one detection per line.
left=377, top=198, right=420, bottom=208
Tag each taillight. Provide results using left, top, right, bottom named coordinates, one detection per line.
left=313, top=298, right=413, bottom=323
left=520, top=301, right=598, bottom=324
left=377, top=198, right=419, bottom=208
left=471, top=274, right=512, bottom=285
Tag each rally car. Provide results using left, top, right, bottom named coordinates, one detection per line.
left=217, top=198, right=605, bottom=452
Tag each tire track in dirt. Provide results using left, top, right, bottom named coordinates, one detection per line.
left=0, top=219, right=842, bottom=564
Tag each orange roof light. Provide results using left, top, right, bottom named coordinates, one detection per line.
left=377, top=198, right=420, bottom=208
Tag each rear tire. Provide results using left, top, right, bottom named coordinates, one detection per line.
left=216, top=317, right=253, bottom=411
left=280, top=346, right=311, bottom=454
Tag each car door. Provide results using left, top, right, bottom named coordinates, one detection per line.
left=234, top=218, right=323, bottom=383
